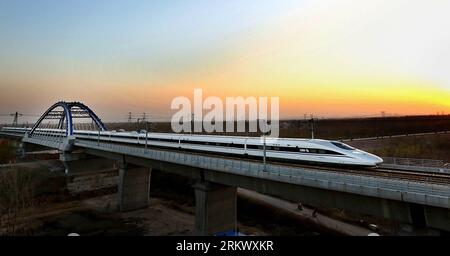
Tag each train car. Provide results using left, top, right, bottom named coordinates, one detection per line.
left=0, top=127, right=384, bottom=167
left=74, top=130, right=383, bottom=167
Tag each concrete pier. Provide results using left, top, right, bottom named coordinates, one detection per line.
left=118, top=163, right=151, bottom=212
left=194, top=182, right=237, bottom=235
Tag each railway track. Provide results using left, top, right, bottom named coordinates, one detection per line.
left=253, top=158, right=450, bottom=185
left=236, top=156, right=450, bottom=185
left=324, top=166, right=450, bottom=185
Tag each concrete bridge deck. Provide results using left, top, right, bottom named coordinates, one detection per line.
left=1, top=111, right=449, bottom=234
left=8, top=132, right=448, bottom=233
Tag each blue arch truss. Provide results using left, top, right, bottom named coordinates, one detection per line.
left=29, top=101, right=107, bottom=136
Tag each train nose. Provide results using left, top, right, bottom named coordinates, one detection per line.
left=367, top=153, right=383, bottom=165
left=374, top=156, right=383, bottom=165
left=354, top=150, right=383, bottom=166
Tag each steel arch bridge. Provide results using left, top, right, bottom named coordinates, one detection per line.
left=29, top=101, right=107, bottom=138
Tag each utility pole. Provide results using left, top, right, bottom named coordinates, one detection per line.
left=127, top=112, right=133, bottom=131
left=262, top=119, right=268, bottom=171
left=191, top=113, right=195, bottom=134
left=309, top=115, right=316, bottom=139
left=263, top=133, right=266, bottom=171
left=145, top=120, right=149, bottom=150
left=127, top=112, right=133, bottom=124
left=142, top=112, right=147, bottom=122
left=10, top=112, right=23, bottom=127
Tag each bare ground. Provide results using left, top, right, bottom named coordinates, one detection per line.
left=84, top=194, right=269, bottom=236
left=347, top=133, right=450, bottom=163
left=3, top=194, right=269, bottom=236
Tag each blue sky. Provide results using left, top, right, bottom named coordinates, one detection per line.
left=0, top=0, right=301, bottom=60
left=0, top=0, right=304, bottom=85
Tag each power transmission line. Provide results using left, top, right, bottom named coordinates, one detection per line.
left=4, top=112, right=24, bottom=126
left=127, top=112, right=133, bottom=123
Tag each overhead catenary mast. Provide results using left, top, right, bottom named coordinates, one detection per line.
left=10, top=112, right=24, bottom=127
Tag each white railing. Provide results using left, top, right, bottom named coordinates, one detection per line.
left=382, top=157, right=447, bottom=168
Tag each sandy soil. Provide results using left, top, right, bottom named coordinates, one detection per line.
left=83, top=194, right=268, bottom=236
left=5, top=194, right=268, bottom=236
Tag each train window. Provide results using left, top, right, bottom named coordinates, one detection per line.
left=331, top=142, right=355, bottom=150
left=283, top=147, right=297, bottom=152
left=307, top=148, right=342, bottom=155
left=230, top=144, right=244, bottom=148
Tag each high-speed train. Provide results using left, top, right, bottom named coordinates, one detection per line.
left=0, top=127, right=383, bottom=167
left=72, top=130, right=383, bottom=167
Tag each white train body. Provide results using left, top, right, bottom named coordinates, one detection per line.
left=0, top=127, right=383, bottom=167
left=75, top=130, right=383, bottom=167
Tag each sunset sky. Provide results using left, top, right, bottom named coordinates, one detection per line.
left=1, top=0, right=450, bottom=123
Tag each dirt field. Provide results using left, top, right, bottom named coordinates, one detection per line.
left=10, top=194, right=306, bottom=236
left=347, top=133, right=450, bottom=163
left=0, top=162, right=326, bottom=236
